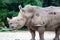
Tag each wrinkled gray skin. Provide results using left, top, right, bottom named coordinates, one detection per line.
left=7, top=5, right=60, bottom=40
left=25, top=6, right=60, bottom=40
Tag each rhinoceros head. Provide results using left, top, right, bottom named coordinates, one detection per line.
left=7, top=5, right=35, bottom=30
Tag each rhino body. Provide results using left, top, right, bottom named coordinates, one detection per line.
left=23, top=6, right=60, bottom=40
left=7, top=5, right=60, bottom=40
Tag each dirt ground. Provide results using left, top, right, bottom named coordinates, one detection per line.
left=0, top=31, right=58, bottom=40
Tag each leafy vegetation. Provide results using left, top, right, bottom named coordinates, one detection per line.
left=42, top=0, right=60, bottom=7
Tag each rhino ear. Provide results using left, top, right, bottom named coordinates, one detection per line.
left=7, top=17, right=11, bottom=22
left=18, top=5, right=22, bottom=10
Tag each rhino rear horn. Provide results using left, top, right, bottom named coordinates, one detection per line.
left=18, top=5, right=22, bottom=10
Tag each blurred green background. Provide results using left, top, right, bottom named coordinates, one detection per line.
left=0, top=0, right=60, bottom=32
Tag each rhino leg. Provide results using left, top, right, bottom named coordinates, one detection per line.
left=54, top=27, right=60, bottom=40
left=39, top=32, right=44, bottom=40
left=28, top=27, right=35, bottom=40
left=54, top=34, right=59, bottom=40
left=38, top=27, right=45, bottom=40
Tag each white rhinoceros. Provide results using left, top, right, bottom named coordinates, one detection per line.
left=7, top=5, right=60, bottom=40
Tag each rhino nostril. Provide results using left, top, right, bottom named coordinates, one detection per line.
left=11, top=26, right=14, bottom=28
left=11, top=26, right=17, bottom=30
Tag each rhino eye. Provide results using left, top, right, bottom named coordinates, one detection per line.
left=17, top=20, right=20, bottom=21
left=22, top=9, right=25, bottom=12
